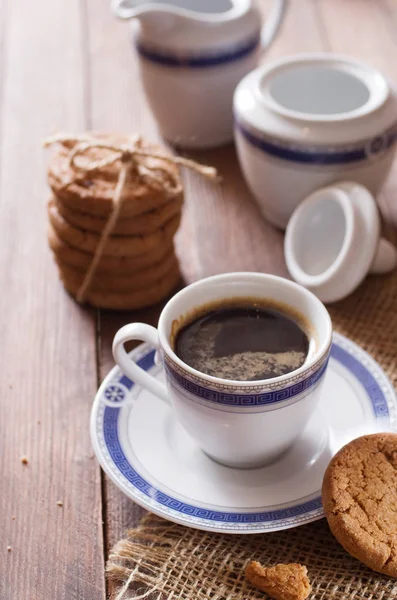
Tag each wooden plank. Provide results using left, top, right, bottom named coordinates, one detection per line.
left=0, top=0, right=6, bottom=123
left=85, top=0, right=166, bottom=554
left=87, top=0, right=326, bottom=552
left=315, top=0, right=397, bottom=77
left=0, top=0, right=105, bottom=598
left=314, top=0, right=397, bottom=224
left=176, top=0, right=325, bottom=284
left=83, top=0, right=166, bottom=555
left=265, top=0, right=326, bottom=61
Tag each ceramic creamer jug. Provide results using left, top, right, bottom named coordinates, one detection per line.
left=112, top=0, right=287, bottom=148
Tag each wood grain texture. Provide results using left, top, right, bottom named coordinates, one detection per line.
left=84, top=0, right=165, bottom=553
left=3, top=0, right=397, bottom=596
left=0, top=0, right=105, bottom=598
left=314, top=0, right=397, bottom=225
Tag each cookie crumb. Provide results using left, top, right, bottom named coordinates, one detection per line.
left=56, top=501, right=63, bottom=507
left=7, top=546, right=11, bottom=552
left=245, top=561, right=311, bottom=600
left=11, top=516, right=15, bottom=521
left=20, top=456, right=28, bottom=465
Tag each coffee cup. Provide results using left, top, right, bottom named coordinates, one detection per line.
left=112, top=273, right=332, bottom=468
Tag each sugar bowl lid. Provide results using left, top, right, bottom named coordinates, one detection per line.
left=284, top=181, right=397, bottom=303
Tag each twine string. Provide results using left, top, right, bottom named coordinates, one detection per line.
left=44, top=133, right=218, bottom=302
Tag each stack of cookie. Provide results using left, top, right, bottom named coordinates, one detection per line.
left=46, top=134, right=184, bottom=310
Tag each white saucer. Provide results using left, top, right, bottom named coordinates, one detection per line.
left=91, top=333, right=397, bottom=534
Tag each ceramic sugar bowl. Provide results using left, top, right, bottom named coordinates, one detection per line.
left=112, top=0, right=287, bottom=148
left=234, top=54, right=397, bottom=229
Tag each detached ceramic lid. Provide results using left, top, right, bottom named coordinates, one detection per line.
left=284, top=181, right=397, bottom=303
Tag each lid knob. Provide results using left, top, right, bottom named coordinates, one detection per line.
left=369, top=238, right=397, bottom=275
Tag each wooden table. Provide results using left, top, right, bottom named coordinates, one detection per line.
left=1, top=1, right=397, bottom=597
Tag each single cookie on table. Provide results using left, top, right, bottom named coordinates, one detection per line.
left=48, top=198, right=180, bottom=257
left=47, top=134, right=183, bottom=219
left=53, top=194, right=183, bottom=236
left=60, top=260, right=181, bottom=310
left=245, top=561, right=312, bottom=600
left=48, top=224, right=176, bottom=274
left=322, top=433, right=397, bottom=578
left=55, top=252, right=179, bottom=292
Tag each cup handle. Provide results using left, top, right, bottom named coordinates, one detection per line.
left=261, top=0, right=288, bottom=51
left=112, top=323, right=170, bottom=404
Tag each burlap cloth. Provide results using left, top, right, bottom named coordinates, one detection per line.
left=106, top=227, right=397, bottom=600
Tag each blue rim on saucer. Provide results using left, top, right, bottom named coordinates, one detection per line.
left=91, top=333, right=396, bottom=534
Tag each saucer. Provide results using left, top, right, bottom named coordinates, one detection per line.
left=91, top=333, right=397, bottom=534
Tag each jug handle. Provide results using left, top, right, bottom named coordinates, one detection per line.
left=261, top=0, right=288, bottom=51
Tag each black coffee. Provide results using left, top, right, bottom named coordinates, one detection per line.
left=174, top=301, right=309, bottom=381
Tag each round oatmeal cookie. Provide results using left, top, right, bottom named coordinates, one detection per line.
left=55, top=252, right=179, bottom=293
left=53, top=194, right=183, bottom=236
left=60, top=261, right=181, bottom=310
left=48, top=224, right=176, bottom=274
left=48, top=199, right=180, bottom=257
left=322, top=433, right=397, bottom=578
left=47, top=134, right=183, bottom=218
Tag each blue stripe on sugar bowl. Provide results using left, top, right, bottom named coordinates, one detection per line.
left=236, top=120, right=397, bottom=165
left=136, top=33, right=261, bottom=68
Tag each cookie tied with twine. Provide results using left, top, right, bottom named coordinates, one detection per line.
left=44, top=132, right=218, bottom=309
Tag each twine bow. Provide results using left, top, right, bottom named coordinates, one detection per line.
left=44, top=133, right=218, bottom=303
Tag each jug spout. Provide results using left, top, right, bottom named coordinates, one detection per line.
left=111, top=0, right=193, bottom=34
left=112, top=0, right=243, bottom=20
left=113, top=0, right=288, bottom=50
left=113, top=0, right=163, bottom=19
left=112, top=1, right=163, bottom=22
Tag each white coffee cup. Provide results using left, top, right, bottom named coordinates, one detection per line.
left=113, top=273, right=332, bottom=468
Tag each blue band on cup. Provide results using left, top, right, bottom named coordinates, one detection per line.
left=164, top=356, right=330, bottom=407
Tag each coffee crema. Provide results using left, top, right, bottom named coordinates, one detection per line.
left=173, top=299, right=310, bottom=382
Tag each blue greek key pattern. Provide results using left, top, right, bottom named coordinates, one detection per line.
left=103, top=404, right=323, bottom=523
left=165, top=359, right=329, bottom=406
left=330, top=344, right=389, bottom=418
